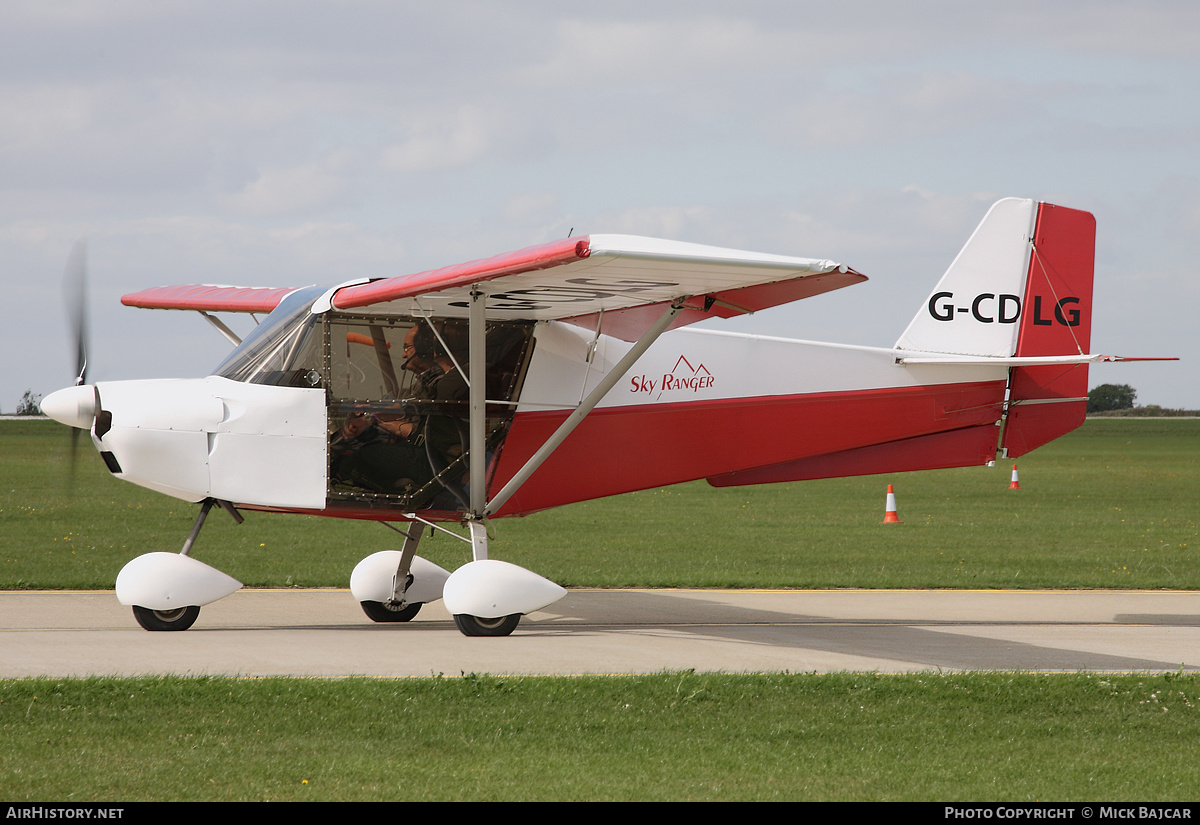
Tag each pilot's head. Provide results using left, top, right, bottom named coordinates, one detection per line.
left=403, top=325, right=436, bottom=373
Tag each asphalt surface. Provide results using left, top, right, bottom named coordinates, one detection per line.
left=3, top=588, right=1199, bottom=678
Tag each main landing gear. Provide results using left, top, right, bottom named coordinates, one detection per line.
left=360, top=600, right=422, bottom=623
left=351, top=520, right=566, bottom=637
left=438, top=523, right=566, bottom=637
left=351, top=524, right=447, bottom=627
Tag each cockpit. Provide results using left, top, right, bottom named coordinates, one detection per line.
left=214, top=287, right=536, bottom=512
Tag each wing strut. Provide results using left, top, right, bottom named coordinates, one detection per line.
left=469, top=289, right=487, bottom=517
left=198, top=312, right=242, bottom=347
left=479, top=298, right=689, bottom=519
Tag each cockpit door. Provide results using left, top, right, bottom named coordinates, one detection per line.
left=206, top=377, right=328, bottom=508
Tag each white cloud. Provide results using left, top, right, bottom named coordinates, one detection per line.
left=221, top=162, right=350, bottom=218
left=379, top=106, right=505, bottom=173
left=518, top=15, right=806, bottom=90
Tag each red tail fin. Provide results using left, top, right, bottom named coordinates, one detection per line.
left=1001, top=203, right=1096, bottom=457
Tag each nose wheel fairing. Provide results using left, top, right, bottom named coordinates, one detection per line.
left=115, top=551, right=242, bottom=611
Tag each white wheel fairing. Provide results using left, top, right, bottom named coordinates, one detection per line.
left=115, top=552, right=242, bottom=609
left=349, top=552, right=450, bottom=605
left=442, top=560, right=566, bottom=619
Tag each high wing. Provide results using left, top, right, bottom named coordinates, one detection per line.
left=121, top=235, right=864, bottom=341
left=122, top=284, right=299, bottom=314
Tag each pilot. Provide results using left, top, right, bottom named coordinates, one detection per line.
left=374, top=325, right=435, bottom=441
left=334, top=322, right=477, bottom=500
left=333, top=411, right=376, bottom=444
left=371, top=322, right=469, bottom=439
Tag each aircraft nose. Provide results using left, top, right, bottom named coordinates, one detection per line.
left=41, top=384, right=98, bottom=429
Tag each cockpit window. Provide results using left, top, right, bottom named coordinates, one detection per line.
left=213, top=286, right=325, bottom=388
left=326, top=318, right=420, bottom=402
left=325, top=314, right=536, bottom=511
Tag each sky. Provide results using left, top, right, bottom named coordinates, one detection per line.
left=2, top=0, right=1197, bottom=411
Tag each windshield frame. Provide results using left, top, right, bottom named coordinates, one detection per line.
left=213, top=285, right=327, bottom=387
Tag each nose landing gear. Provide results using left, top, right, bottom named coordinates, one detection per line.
left=116, top=498, right=244, bottom=631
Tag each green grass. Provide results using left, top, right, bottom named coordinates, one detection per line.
left=2, top=418, right=1197, bottom=590
left=3, top=672, right=1198, bottom=801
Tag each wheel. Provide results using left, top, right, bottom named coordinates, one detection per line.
left=131, top=604, right=200, bottom=632
left=360, top=600, right=422, bottom=623
left=453, top=613, right=521, bottom=637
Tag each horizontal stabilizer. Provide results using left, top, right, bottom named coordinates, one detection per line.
left=896, top=353, right=1155, bottom=366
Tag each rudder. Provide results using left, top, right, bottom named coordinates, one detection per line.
left=1001, top=202, right=1096, bottom=456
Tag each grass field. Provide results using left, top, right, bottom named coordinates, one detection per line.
left=2, top=418, right=1196, bottom=590
left=3, top=672, right=1200, bottom=801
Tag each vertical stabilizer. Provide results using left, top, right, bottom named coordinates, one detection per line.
left=894, top=198, right=1098, bottom=458
left=895, top=197, right=1037, bottom=357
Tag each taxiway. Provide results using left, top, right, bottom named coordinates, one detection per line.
left=2, top=588, right=1198, bottom=678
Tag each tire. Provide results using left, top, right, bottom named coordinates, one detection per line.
left=131, top=604, right=200, bottom=632
left=360, top=600, right=422, bottom=623
left=453, top=613, right=521, bottom=637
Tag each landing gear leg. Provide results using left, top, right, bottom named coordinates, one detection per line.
left=360, top=522, right=426, bottom=623
left=129, top=497, right=243, bottom=631
left=450, top=520, right=522, bottom=637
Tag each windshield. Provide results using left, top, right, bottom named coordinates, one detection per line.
left=214, top=285, right=326, bottom=387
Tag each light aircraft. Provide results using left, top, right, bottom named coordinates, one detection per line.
left=41, top=197, right=1159, bottom=636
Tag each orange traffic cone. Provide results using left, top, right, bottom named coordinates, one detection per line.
left=883, top=484, right=903, bottom=523
left=1009, top=464, right=1020, bottom=489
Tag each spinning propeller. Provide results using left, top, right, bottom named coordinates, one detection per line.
left=64, top=239, right=89, bottom=387
left=41, top=240, right=100, bottom=476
